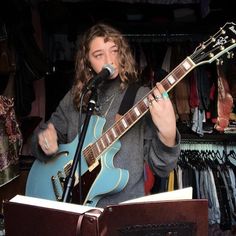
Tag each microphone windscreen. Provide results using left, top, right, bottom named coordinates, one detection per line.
left=103, top=64, right=115, bottom=76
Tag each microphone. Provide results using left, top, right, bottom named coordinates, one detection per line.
left=83, top=64, right=115, bottom=92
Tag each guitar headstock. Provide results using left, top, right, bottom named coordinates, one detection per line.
left=190, top=22, right=236, bottom=66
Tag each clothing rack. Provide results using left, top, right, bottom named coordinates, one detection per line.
left=181, top=132, right=236, bottom=143
left=181, top=137, right=236, bottom=155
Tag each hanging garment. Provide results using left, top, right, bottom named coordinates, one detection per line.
left=0, top=95, right=22, bottom=187
left=171, top=44, right=191, bottom=122
left=167, top=170, right=175, bottom=191
left=214, top=64, right=234, bottom=132
left=191, top=107, right=206, bottom=136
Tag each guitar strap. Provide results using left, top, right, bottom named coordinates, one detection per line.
left=115, top=83, right=140, bottom=121
left=116, top=83, right=155, bottom=195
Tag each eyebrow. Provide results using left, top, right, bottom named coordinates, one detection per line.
left=92, top=49, right=103, bottom=54
left=110, top=45, right=118, bottom=49
left=92, top=45, right=118, bottom=54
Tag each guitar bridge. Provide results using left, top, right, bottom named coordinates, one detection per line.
left=51, top=172, right=65, bottom=201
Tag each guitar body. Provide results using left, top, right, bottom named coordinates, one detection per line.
left=25, top=115, right=129, bottom=207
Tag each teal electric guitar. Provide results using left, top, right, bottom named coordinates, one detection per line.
left=26, top=22, right=236, bottom=207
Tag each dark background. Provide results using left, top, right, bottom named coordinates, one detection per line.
left=36, top=0, right=235, bottom=35
left=1, top=0, right=236, bottom=120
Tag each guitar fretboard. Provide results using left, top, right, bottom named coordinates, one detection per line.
left=82, top=57, right=196, bottom=166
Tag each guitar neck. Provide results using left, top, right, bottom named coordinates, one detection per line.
left=159, top=57, right=196, bottom=92
left=83, top=57, right=196, bottom=165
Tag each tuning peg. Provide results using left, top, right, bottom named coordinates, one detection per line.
left=209, top=52, right=214, bottom=58
left=210, top=36, right=216, bottom=42
left=216, top=59, right=224, bottom=65
left=220, top=45, right=225, bottom=51
left=220, top=28, right=226, bottom=34
left=226, top=51, right=234, bottom=59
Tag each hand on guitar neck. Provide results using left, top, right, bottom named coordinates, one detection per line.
left=148, top=82, right=176, bottom=147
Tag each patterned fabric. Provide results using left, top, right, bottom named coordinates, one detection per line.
left=0, top=95, right=22, bottom=187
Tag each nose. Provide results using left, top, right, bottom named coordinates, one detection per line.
left=104, top=53, right=113, bottom=66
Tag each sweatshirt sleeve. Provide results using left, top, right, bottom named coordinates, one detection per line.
left=147, top=129, right=181, bottom=177
left=137, top=87, right=181, bottom=178
left=31, top=90, right=73, bottom=162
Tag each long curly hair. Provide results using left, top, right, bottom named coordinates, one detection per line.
left=73, top=23, right=138, bottom=109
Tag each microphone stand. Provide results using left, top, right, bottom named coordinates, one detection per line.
left=62, top=87, right=97, bottom=203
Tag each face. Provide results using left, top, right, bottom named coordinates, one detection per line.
left=88, top=37, right=119, bottom=79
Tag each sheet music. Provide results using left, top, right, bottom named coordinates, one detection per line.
left=10, top=195, right=103, bottom=214
left=10, top=187, right=192, bottom=213
left=120, top=187, right=193, bottom=204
